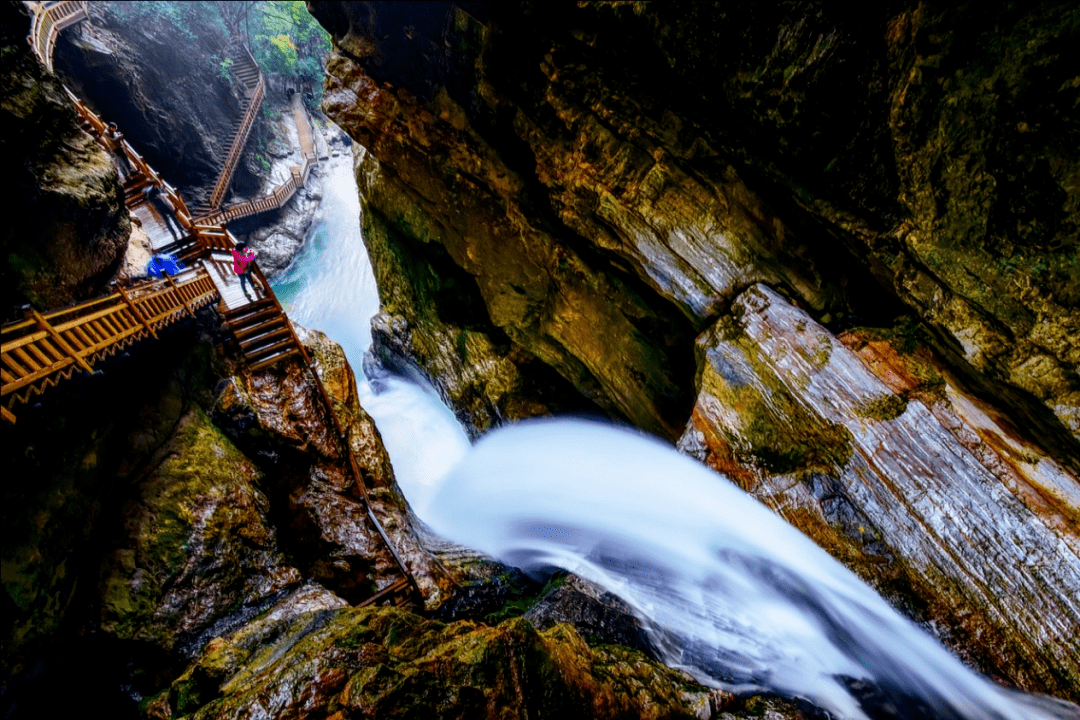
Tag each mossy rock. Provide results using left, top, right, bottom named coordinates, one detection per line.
left=166, top=606, right=713, bottom=719
left=99, top=408, right=299, bottom=651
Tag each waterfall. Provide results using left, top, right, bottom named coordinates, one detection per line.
left=424, top=418, right=1064, bottom=720
left=274, top=144, right=1070, bottom=720
left=273, top=151, right=470, bottom=509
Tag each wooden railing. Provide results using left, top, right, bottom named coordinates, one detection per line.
left=2, top=267, right=218, bottom=423
left=206, top=41, right=265, bottom=210
left=26, top=0, right=88, bottom=72
left=196, top=155, right=315, bottom=226
left=67, top=91, right=196, bottom=231
left=15, top=0, right=424, bottom=609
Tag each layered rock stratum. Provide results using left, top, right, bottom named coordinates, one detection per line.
left=309, top=0, right=1080, bottom=703
left=5, top=0, right=1080, bottom=717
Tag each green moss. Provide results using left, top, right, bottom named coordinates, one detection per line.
left=739, top=389, right=854, bottom=474
left=855, top=393, right=909, bottom=422
left=486, top=573, right=567, bottom=624
left=702, top=331, right=854, bottom=476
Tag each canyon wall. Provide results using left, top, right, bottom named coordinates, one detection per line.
left=1, top=2, right=128, bottom=315
left=52, top=3, right=266, bottom=204
left=310, top=0, right=1080, bottom=701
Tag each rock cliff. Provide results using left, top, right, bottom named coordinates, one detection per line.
left=312, top=0, right=1078, bottom=453
left=310, top=0, right=1080, bottom=704
left=0, top=2, right=128, bottom=315
left=51, top=3, right=263, bottom=203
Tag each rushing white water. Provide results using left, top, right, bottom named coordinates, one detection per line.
left=425, top=418, right=1064, bottom=720
left=272, top=153, right=470, bottom=505
left=274, top=145, right=1068, bottom=720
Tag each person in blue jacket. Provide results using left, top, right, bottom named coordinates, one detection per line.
left=147, top=254, right=182, bottom=278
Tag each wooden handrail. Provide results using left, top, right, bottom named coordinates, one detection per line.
left=14, top=0, right=424, bottom=610
left=3, top=267, right=218, bottom=408
left=26, top=1, right=88, bottom=73
left=207, top=41, right=265, bottom=209
left=195, top=153, right=317, bottom=226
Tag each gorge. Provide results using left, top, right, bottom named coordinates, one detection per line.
left=3, top=2, right=1079, bottom=719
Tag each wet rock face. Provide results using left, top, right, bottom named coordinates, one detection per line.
left=359, top=172, right=611, bottom=438
left=157, top=605, right=720, bottom=720
left=1, top=310, right=222, bottom=663
left=678, top=284, right=1080, bottom=699
left=51, top=5, right=263, bottom=201
left=99, top=408, right=301, bottom=654
left=311, top=0, right=1078, bottom=455
left=300, top=326, right=458, bottom=607
left=0, top=2, right=128, bottom=314
left=523, top=574, right=657, bottom=657
left=322, top=46, right=701, bottom=440
left=213, top=326, right=456, bottom=608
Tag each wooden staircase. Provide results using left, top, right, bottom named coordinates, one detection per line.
left=223, top=298, right=303, bottom=371
left=358, top=577, right=416, bottom=609
left=194, top=38, right=265, bottom=216
left=16, top=0, right=425, bottom=612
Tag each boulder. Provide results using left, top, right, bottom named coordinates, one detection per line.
left=98, top=408, right=301, bottom=654
left=678, top=284, right=1080, bottom=699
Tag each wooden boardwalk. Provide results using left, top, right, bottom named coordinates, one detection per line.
left=7, top=0, right=423, bottom=609
left=192, top=91, right=319, bottom=227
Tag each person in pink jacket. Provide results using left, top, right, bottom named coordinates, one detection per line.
left=232, top=243, right=260, bottom=300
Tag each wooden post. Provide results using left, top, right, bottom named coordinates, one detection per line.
left=2, top=405, right=16, bottom=424
left=165, top=275, right=196, bottom=318
left=116, top=284, right=157, bottom=338
left=30, top=308, right=93, bottom=374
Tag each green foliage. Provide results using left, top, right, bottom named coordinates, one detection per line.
left=246, top=1, right=330, bottom=84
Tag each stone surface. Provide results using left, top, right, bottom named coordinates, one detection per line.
left=323, top=47, right=700, bottom=439
left=299, top=325, right=458, bottom=608
left=1, top=308, right=224, bottom=663
left=359, top=182, right=608, bottom=437
left=311, top=0, right=1078, bottom=456
left=211, top=344, right=402, bottom=604
left=213, top=326, right=456, bottom=608
left=158, top=605, right=722, bottom=720
left=678, top=284, right=1080, bottom=699
left=523, top=574, right=657, bottom=657
left=0, top=2, right=128, bottom=315
left=98, top=407, right=301, bottom=654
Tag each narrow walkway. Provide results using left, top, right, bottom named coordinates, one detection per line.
left=9, top=0, right=423, bottom=610
left=192, top=92, right=319, bottom=227
left=292, top=92, right=315, bottom=158
left=130, top=200, right=185, bottom=251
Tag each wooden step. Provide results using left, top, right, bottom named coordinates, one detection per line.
left=227, top=311, right=280, bottom=333
left=357, top=578, right=413, bottom=608
left=245, top=337, right=297, bottom=362
left=240, top=327, right=291, bottom=351
left=233, top=315, right=285, bottom=340
left=248, top=346, right=300, bottom=372
left=224, top=299, right=276, bottom=320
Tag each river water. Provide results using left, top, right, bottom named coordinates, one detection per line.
left=273, top=153, right=470, bottom=510
left=273, top=149, right=1068, bottom=720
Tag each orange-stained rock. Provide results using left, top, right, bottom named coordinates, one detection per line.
left=678, top=284, right=1080, bottom=700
